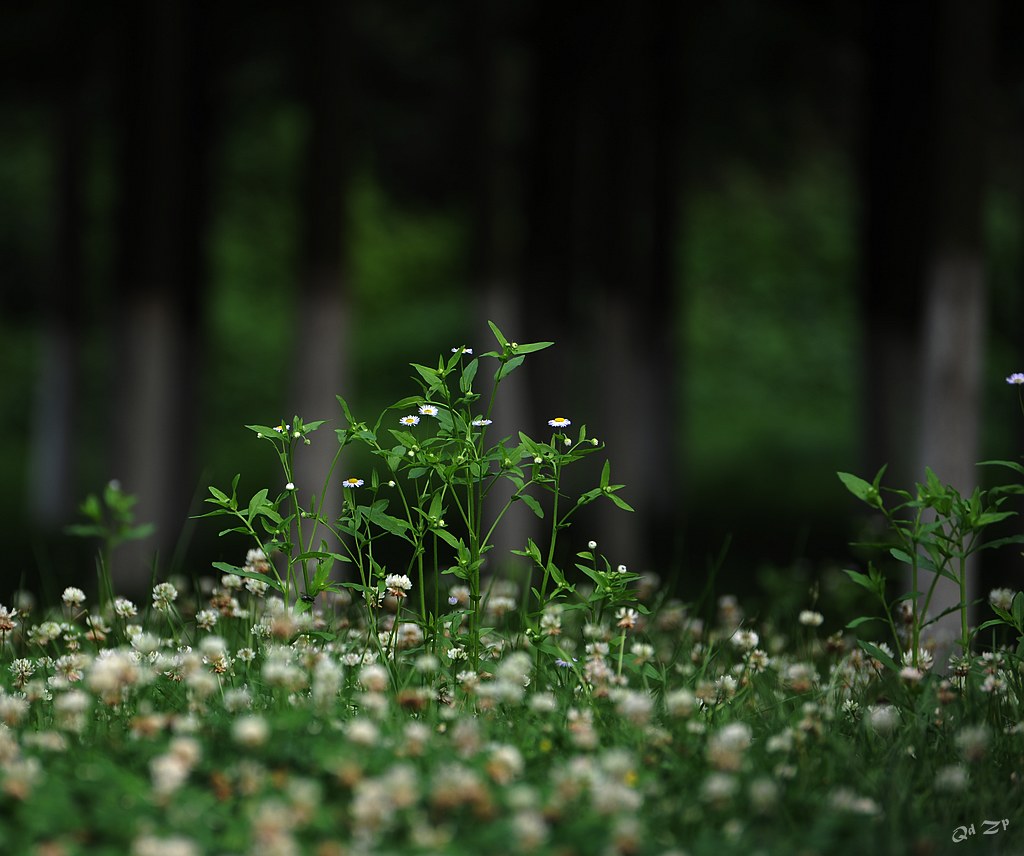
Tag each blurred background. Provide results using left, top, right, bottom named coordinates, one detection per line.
left=2, top=0, right=1023, bottom=612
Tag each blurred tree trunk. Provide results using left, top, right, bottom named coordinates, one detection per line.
left=514, top=2, right=685, bottom=577
left=29, top=1, right=86, bottom=530
left=289, top=0, right=353, bottom=578
left=916, top=0, right=992, bottom=652
left=858, top=0, right=935, bottom=489
left=112, top=2, right=212, bottom=594
left=467, top=1, right=538, bottom=579
left=588, top=0, right=683, bottom=578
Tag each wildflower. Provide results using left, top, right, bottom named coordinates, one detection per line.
left=701, top=772, right=738, bottom=805
left=232, top=715, right=270, bottom=748
left=0, top=605, right=18, bottom=633
left=935, top=764, right=969, bottom=793
left=113, top=597, right=138, bottom=618
left=548, top=417, right=571, bottom=428
left=385, top=574, right=412, bottom=599
left=472, top=417, right=492, bottom=426
left=955, top=724, right=989, bottom=762
left=829, top=788, right=881, bottom=817
left=342, top=477, right=364, bottom=488
left=707, top=722, right=752, bottom=772
left=1005, top=372, right=1024, bottom=384
left=615, top=607, right=639, bottom=629
left=152, top=582, right=178, bottom=611
left=989, top=587, right=1016, bottom=611
left=587, top=540, right=598, bottom=550
left=731, top=628, right=759, bottom=651
left=799, top=609, right=824, bottom=627
left=451, top=346, right=473, bottom=354
left=195, top=609, right=218, bottom=631
left=867, top=704, right=899, bottom=735
left=399, top=415, right=420, bottom=426
left=419, top=404, right=439, bottom=417
left=62, top=587, right=86, bottom=608
left=747, top=648, right=771, bottom=673
left=285, top=481, right=295, bottom=490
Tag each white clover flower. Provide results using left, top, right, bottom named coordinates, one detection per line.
left=989, top=587, right=1016, bottom=612
left=195, top=609, right=218, bottom=631
left=731, top=628, right=759, bottom=651
left=342, top=477, right=364, bottom=488
left=400, top=415, right=420, bottom=426
left=62, top=587, right=87, bottom=608
left=615, top=607, right=639, bottom=629
left=547, top=417, right=571, bottom=429
left=867, top=704, right=899, bottom=735
left=935, top=764, right=969, bottom=793
left=799, top=609, right=824, bottom=627
left=385, top=574, right=413, bottom=599
left=152, top=582, right=178, bottom=611
left=232, top=715, right=269, bottom=747
left=113, top=597, right=138, bottom=618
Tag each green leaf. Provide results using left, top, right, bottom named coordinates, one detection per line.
left=858, top=640, right=898, bottom=672
left=607, top=492, right=635, bottom=512
left=837, top=471, right=880, bottom=507
left=212, top=561, right=283, bottom=592
left=845, top=616, right=880, bottom=629
left=460, top=358, right=479, bottom=393
left=247, top=489, right=270, bottom=522
left=495, top=355, right=525, bottom=381
left=410, top=363, right=443, bottom=390
left=487, top=320, right=509, bottom=349
left=336, top=395, right=357, bottom=427
left=978, top=459, right=1024, bottom=477
left=600, top=460, right=611, bottom=488
left=842, top=568, right=878, bottom=593
left=519, top=494, right=544, bottom=519
left=512, top=341, right=554, bottom=355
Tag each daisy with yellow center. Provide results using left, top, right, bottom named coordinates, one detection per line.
left=548, top=417, right=571, bottom=429
left=419, top=404, right=439, bottom=417
left=342, top=477, right=364, bottom=488
left=399, top=415, right=420, bottom=426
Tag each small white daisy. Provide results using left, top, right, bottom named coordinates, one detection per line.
left=399, top=415, right=420, bottom=426
left=472, top=418, right=492, bottom=427
left=419, top=404, right=440, bottom=417
left=342, top=477, right=364, bottom=488
left=548, top=417, right=571, bottom=429
left=1006, top=372, right=1024, bottom=385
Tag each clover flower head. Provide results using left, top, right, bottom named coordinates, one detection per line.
left=799, top=609, right=824, bottom=627
left=548, top=417, right=571, bottom=429
left=62, top=587, right=86, bottom=608
left=342, top=477, right=364, bottom=488
left=419, top=404, right=440, bottom=417
left=1006, top=372, right=1024, bottom=385
left=385, top=574, right=413, bottom=599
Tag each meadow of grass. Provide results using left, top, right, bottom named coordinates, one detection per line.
left=1, top=331, right=1022, bottom=856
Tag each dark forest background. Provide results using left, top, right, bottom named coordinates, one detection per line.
left=3, top=0, right=1024, bottom=615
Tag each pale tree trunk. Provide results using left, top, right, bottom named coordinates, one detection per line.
left=112, top=2, right=210, bottom=596
left=916, top=0, right=992, bottom=656
left=585, top=0, right=683, bottom=575
left=464, top=3, right=540, bottom=585
left=30, top=8, right=85, bottom=529
left=289, top=0, right=352, bottom=581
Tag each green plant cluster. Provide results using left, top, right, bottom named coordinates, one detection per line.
left=0, top=329, right=1022, bottom=855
